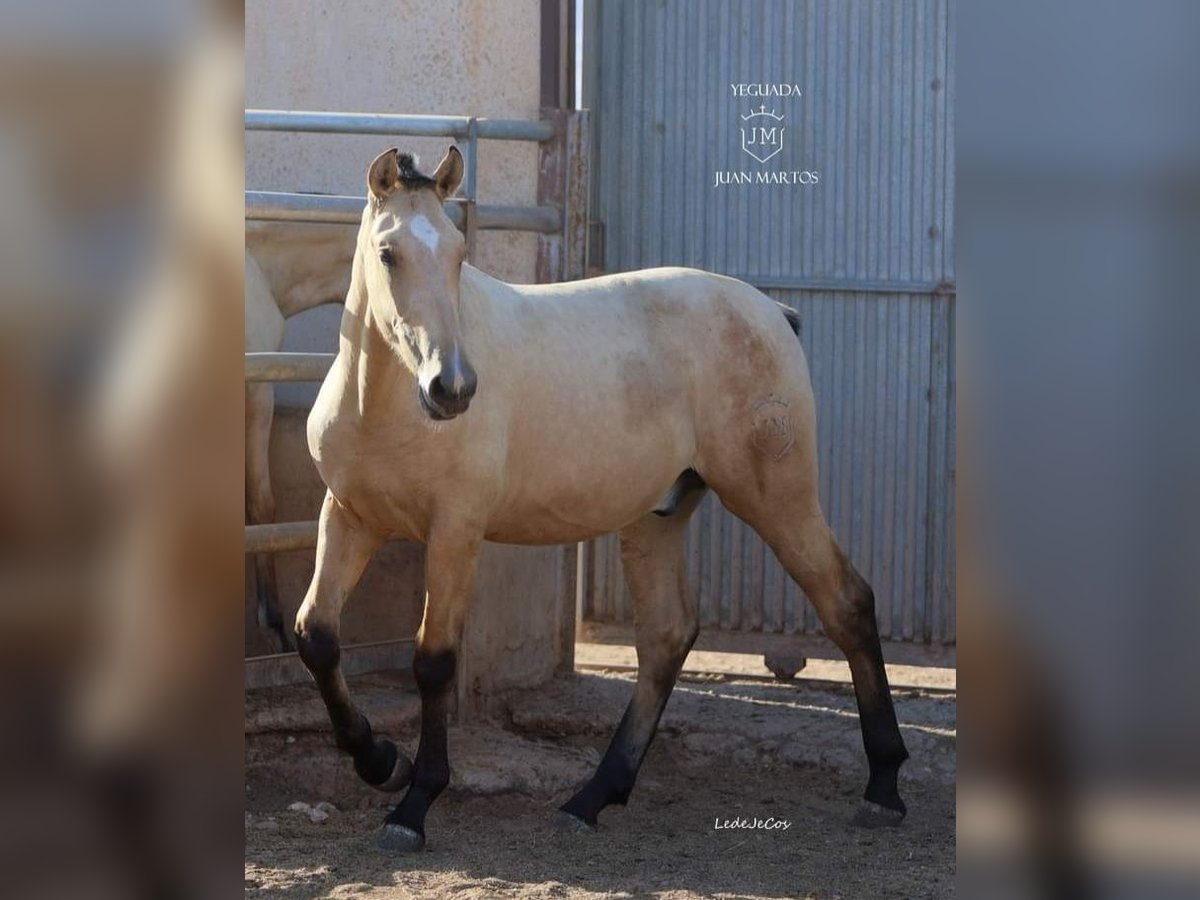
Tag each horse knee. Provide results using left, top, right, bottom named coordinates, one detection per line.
left=295, top=621, right=339, bottom=674
left=413, top=648, right=457, bottom=697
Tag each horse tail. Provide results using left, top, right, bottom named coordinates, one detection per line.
left=776, top=302, right=801, bottom=338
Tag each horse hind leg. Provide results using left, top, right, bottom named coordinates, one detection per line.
left=758, top=509, right=910, bottom=825
left=246, top=382, right=291, bottom=651
left=561, top=487, right=704, bottom=827
left=251, top=548, right=288, bottom=650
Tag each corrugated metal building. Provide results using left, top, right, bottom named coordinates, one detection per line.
left=580, top=0, right=955, bottom=647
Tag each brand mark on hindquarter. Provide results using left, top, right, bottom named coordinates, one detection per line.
left=752, top=395, right=795, bottom=460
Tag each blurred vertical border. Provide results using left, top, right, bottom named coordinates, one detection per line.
left=2, top=0, right=1199, bottom=896
left=0, top=0, right=244, bottom=896
left=959, top=0, right=1200, bottom=897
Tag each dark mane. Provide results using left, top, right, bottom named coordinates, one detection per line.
left=397, top=153, right=437, bottom=190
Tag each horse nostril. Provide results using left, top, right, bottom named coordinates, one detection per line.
left=459, top=366, right=478, bottom=401
left=440, top=366, right=477, bottom=400
left=427, top=373, right=451, bottom=407
left=424, top=367, right=475, bottom=417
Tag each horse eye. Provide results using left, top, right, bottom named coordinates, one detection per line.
left=379, top=248, right=396, bottom=269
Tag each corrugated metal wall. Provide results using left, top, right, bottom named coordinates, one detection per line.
left=581, top=0, right=955, bottom=644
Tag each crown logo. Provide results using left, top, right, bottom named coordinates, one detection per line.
left=741, top=105, right=784, bottom=122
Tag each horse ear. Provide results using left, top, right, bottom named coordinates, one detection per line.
left=433, top=145, right=464, bottom=199
left=367, top=147, right=401, bottom=202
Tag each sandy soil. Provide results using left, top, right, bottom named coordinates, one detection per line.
left=246, top=670, right=955, bottom=899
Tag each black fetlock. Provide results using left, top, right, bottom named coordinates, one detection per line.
left=378, top=759, right=449, bottom=852
left=355, top=738, right=413, bottom=792
left=560, top=762, right=635, bottom=825
left=854, top=758, right=908, bottom=827
left=560, top=780, right=608, bottom=826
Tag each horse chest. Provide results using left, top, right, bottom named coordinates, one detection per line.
left=315, top=414, right=490, bottom=541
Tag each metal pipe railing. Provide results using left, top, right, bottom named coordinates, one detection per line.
left=246, top=109, right=556, bottom=142
left=245, top=191, right=561, bottom=233
left=246, top=638, right=414, bottom=691
left=247, top=192, right=363, bottom=223
left=245, top=521, right=319, bottom=554
left=244, top=354, right=328, bottom=554
left=245, top=352, right=335, bottom=383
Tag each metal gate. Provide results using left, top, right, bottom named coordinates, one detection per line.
left=579, top=0, right=955, bottom=649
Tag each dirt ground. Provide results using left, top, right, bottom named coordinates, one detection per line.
left=246, top=668, right=956, bottom=899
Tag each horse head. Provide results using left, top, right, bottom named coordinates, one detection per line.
left=362, top=146, right=476, bottom=421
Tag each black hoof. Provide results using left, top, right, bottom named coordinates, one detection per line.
left=377, top=823, right=425, bottom=853
left=554, top=809, right=596, bottom=834
left=851, top=800, right=906, bottom=829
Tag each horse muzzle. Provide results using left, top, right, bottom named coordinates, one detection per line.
left=418, top=362, right=478, bottom=421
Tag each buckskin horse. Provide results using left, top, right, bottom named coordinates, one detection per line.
left=295, top=146, right=909, bottom=851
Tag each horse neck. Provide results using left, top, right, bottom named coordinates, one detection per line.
left=458, top=263, right=502, bottom=334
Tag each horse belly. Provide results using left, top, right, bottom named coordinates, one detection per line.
left=484, top=419, right=692, bottom=544
left=483, top=479, right=677, bottom=544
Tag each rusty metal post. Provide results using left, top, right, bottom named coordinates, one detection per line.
left=539, top=0, right=568, bottom=109
left=534, top=105, right=590, bottom=680
left=533, top=107, right=589, bottom=675
left=462, top=117, right=479, bottom=260
left=563, top=109, right=590, bottom=281
left=535, top=108, right=566, bottom=283
left=536, top=108, right=590, bottom=283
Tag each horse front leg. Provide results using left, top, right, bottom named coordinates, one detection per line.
left=379, top=527, right=482, bottom=853
left=294, top=492, right=412, bottom=791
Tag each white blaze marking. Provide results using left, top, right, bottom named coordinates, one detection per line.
left=409, top=214, right=440, bottom=253
left=417, top=350, right=441, bottom=393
